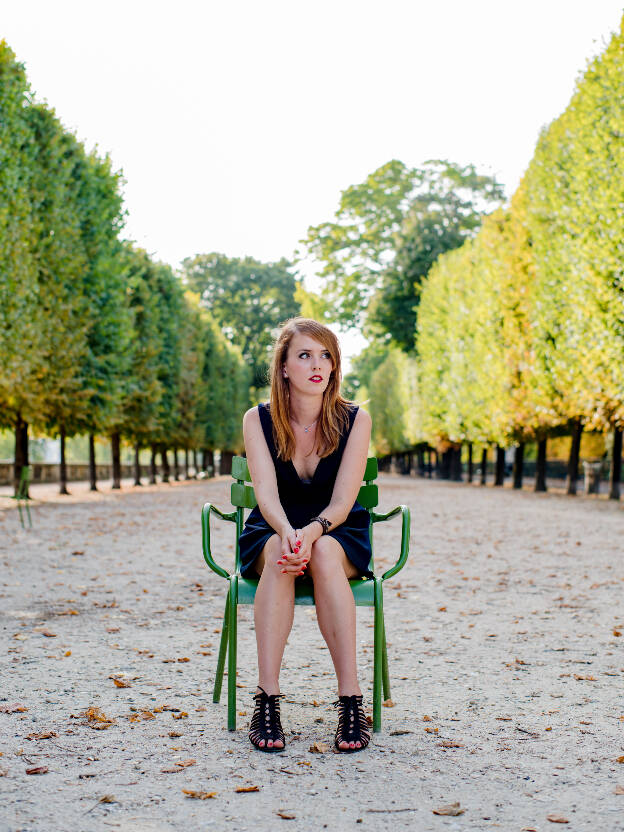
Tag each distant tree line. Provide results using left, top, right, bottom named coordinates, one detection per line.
left=0, top=41, right=300, bottom=495
left=303, top=18, right=624, bottom=499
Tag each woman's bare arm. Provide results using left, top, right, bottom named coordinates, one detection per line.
left=317, top=408, right=372, bottom=528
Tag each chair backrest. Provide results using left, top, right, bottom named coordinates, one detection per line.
left=230, top=455, right=379, bottom=572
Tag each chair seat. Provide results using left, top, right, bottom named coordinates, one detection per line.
left=236, top=575, right=377, bottom=606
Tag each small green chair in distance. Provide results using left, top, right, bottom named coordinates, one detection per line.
left=201, top=455, right=410, bottom=732
left=13, top=465, right=32, bottom=529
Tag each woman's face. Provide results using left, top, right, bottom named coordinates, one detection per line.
left=283, top=332, right=334, bottom=396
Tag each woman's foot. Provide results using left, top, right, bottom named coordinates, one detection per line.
left=248, top=687, right=285, bottom=751
left=334, top=694, right=370, bottom=752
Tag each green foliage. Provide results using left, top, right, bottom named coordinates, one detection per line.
left=368, top=348, right=420, bottom=455
left=182, top=253, right=300, bottom=388
left=300, top=159, right=504, bottom=338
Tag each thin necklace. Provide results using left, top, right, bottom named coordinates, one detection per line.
left=292, top=417, right=318, bottom=433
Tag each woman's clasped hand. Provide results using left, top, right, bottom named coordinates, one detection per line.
left=277, top=524, right=322, bottom=575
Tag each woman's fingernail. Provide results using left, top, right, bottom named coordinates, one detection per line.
left=298, top=571, right=303, bottom=576
left=294, top=547, right=299, bottom=553
left=303, top=559, right=308, bottom=564
left=277, top=560, right=283, bottom=565
left=281, top=569, right=286, bottom=573
left=296, top=540, right=301, bottom=545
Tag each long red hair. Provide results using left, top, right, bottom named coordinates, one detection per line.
left=269, top=317, right=352, bottom=460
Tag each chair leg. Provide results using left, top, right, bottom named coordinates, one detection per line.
left=227, top=576, right=238, bottom=731
left=381, top=615, right=391, bottom=703
left=18, top=503, right=24, bottom=530
left=372, top=578, right=384, bottom=733
left=213, top=594, right=229, bottom=703
left=26, top=502, right=32, bottom=528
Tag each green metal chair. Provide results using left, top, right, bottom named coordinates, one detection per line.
left=12, top=465, right=32, bottom=529
left=201, top=455, right=410, bottom=733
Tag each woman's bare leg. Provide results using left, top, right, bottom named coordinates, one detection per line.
left=307, top=536, right=367, bottom=750
left=253, top=534, right=296, bottom=747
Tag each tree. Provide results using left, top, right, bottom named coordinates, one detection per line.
left=182, top=253, right=300, bottom=388
left=300, top=159, right=504, bottom=337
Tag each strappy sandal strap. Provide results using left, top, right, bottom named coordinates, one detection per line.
left=248, top=687, right=286, bottom=752
left=333, top=694, right=371, bottom=753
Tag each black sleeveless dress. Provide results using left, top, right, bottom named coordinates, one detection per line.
left=238, top=402, right=374, bottom=580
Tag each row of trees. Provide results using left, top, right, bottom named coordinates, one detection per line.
left=0, top=41, right=255, bottom=494
left=304, top=17, right=624, bottom=498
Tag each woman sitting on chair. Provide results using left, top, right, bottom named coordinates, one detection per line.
left=239, top=317, right=373, bottom=753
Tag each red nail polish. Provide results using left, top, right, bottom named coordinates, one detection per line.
left=277, top=560, right=283, bottom=565
left=294, top=547, right=299, bottom=553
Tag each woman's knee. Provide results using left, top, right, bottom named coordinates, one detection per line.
left=255, top=534, right=283, bottom=576
left=307, top=538, right=345, bottom=579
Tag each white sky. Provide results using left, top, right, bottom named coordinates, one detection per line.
left=4, top=0, right=623, bottom=365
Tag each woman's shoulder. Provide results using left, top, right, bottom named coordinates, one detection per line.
left=243, top=404, right=268, bottom=426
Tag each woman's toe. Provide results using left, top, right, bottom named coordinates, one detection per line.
left=258, top=739, right=265, bottom=747
left=267, top=739, right=274, bottom=747
left=274, top=739, right=284, bottom=748
left=355, top=741, right=361, bottom=748
left=349, top=741, right=356, bottom=749
left=339, top=740, right=349, bottom=750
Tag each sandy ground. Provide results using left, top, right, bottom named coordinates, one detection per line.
left=1, top=474, right=623, bottom=832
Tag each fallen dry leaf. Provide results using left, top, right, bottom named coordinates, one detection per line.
left=26, top=731, right=58, bottom=740
left=169, top=731, right=182, bottom=738
left=309, top=741, right=330, bottom=753
left=276, top=810, right=296, bottom=819
left=177, top=657, right=190, bottom=663
left=382, top=699, right=395, bottom=708
left=573, top=674, right=596, bottom=681
left=546, top=814, right=569, bottom=824
left=35, top=629, right=56, bottom=638
left=58, top=609, right=79, bottom=616
left=0, top=768, right=8, bottom=777
left=614, top=785, right=624, bottom=795
left=111, top=678, right=131, bottom=688
left=422, top=715, right=433, bottom=722
left=82, top=706, right=115, bottom=730
left=617, top=756, right=624, bottom=764
left=613, top=630, right=622, bottom=637
left=437, top=740, right=464, bottom=748
left=98, top=795, right=116, bottom=804
left=161, top=758, right=196, bottom=773
left=71, top=550, right=84, bottom=555
left=172, top=712, right=189, bottom=720
left=0, top=704, right=28, bottom=713
left=236, top=785, right=260, bottom=793
left=433, top=801, right=464, bottom=816
left=25, top=766, right=48, bottom=775
left=182, top=789, right=217, bottom=800
left=424, top=726, right=439, bottom=733
left=106, top=627, right=120, bottom=633
left=64, top=651, right=71, bottom=657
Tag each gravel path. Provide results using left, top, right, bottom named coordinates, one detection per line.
left=1, top=474, right=623, bottom=832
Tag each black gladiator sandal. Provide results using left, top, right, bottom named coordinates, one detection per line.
left=333, top=694, right=371, bottom=753
left=248, top=687, right=286, bottom=752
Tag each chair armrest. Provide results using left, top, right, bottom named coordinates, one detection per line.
left=370, top=505, right=411, bottom=581
left=201, top=502, right=237, bottom=579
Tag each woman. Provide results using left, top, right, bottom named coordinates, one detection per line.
left=239, top=317, right=373, bottom=753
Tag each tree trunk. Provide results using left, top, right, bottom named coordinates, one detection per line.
left=111, top=432, right=122, bottom=489
left=88, top=433, right=98, bottom=491
left=480, top=448, right=487, bottom=485
left=433, top=449, right=440, bottom=478
left=566, top=420, right=583, bottom=496
left=150, top=445, right=157, bottom=484
left=220, top=450, right=234, bottom=476
left=535, top=438, right=547, bottom=492
left=427, top=448, right=433, bottom=478
left=184, top=448, right=190, bottom=479
left=173, top=448, right=179, bottom=481
left=494, top=445, right=505, bottom=486
left=205, top=449, right=214, bottom=476
left=513, top=443, right=524, bottom=490
left=450, top=445, right=463, bottom=481
left=609, top=428, right=622, bottom=501
left=59, top=426, right=69, bottom=495
left=439, top=449, right=451, bottom=479
left=14, top=414, right=29, bottom=497
left=467, top=442, right=473, bottom=483
left=161, top=446, right=170, bottom=483
left=134, top=443, right=142, bottom=486
left=193, top=449, right=198, bottom=476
